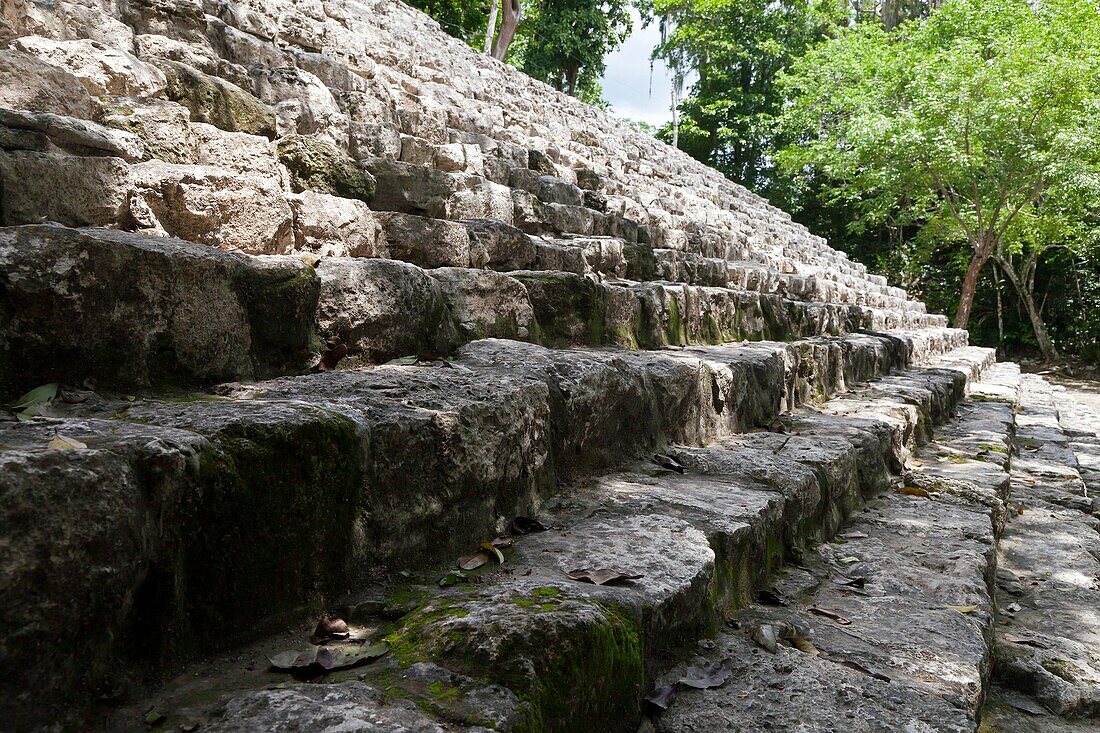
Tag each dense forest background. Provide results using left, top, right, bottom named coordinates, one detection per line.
left=408, top=0, right=1100, bottom=363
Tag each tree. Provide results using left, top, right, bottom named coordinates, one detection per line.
left=777, top=0, right=1100, bottom=357
left=649, top=0, right=838, bottom=194
left=519, top=0, right=634, bottom=101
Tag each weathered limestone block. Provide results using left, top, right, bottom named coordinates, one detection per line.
left=0, top=418, right=202, bottom=731
left=1, top=0, right=134, bottom=50
left=0, top=397, right=365, bottom=729
left=102, top=98, right=196, bottom=162
left=288, top=190, right=384, bottom=258
left=361, top=156, right=454, bottom=216
left=276, top=134, right=375, bottom=202
left=446, top=176, right=514, bottom=224
left=134, top=32, right=222, bottom=73
left=205, top=682, right=462, bottom=733
left=251, top=66, right=346, bottom=143
left=130, top=160, right=293, bottom=252
left=375, top=211, right=472, bottom=268
left=0, top=49, right=97, bottom=119
left=158, top=59, right=276, bottom=138
left=430, top=267, right=535, bottom=342
left=0, top=108, right=143, bottom=160
left=12, top=36, right=166, bottom=99
left=0, top=150, right=131, bottom=227
left=464, top=218, right=539, bottom=271
left=0, top=225, right=318, bottom=395
left=314, top=257, right=455, bottom=362
left=511, top=271, right=639, bottom=348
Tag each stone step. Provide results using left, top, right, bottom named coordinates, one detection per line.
left=653, top=361, right=1020, bottom=733
left=990, top=375, right=1100, bottom=723
left=89, top=344, right=997, bottom=732
left=0, top=330, right=968, bottom=729
left=0, top=224, right=947, bottom=396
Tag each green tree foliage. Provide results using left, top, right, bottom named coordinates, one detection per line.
left=404, top=0, right=491, bottom=46
left=518, top=0, right=634, bottom=102
left=649, top=0, right=840, bottom=194
left=777, top=0, right=1100, bottom=358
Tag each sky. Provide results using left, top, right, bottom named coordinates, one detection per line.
left=599, top=10, right=693, bottom=128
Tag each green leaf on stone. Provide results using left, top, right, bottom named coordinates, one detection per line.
left=12, top=382, right=57, bottom=410
left=269, top=646, right=335, bottom=671
left=330, top=642, right=389, bottom=669
left=143, top=709, right=166, bottom=727
left=48, top=434, right=87, bottom=451
left=566, top=568, right=643, bottom=585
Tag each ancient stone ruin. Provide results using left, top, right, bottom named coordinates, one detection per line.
left=1, top=0, right=1098, bottom=731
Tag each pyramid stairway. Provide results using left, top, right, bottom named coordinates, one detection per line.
left=1, top=1, right=1098, bottom=731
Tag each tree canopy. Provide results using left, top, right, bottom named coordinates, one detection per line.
left=777, top=0, right=1100, bottom=358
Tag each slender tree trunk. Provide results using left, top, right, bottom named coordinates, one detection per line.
left=491, top=0, right=522, bottom=60
left=993, top=252, right=1059, bottom=362
left=954, top=236, right=995, bottom=329
left=483, top=0, right=499, bottom=54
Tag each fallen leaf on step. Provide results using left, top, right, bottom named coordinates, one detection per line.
left=458, top=552, right=490, bottom=571
left=329, top=642, right=389, bottom=669
left=809, top=607, right=852, bottom=625
left=896, top=486, right=931, bottom=498
left=839, top=659, right=891, bottom=682
left=11, top=382, right=58, bottom=419
left=511, top=516, right=548, bottom=535
left=751, top=624, right=778, bottom=653
left=784, top=629, right=819, bottom=655
left=643, top=683, right=678, bottom=712
left=652, top=453, right=685, bottom=473
left=310, top=615, right=350, bottom=644
left=566, top=568, right=643, bottom=585
left=837, top=556, right=860, bottom=566
left=944, top=604, right=980, bottom=614
left=831, top=574, right=867, bottom=589
left=316, top=343, right=348, bottom=372
left=143, top=709, right=166, bottom=727
left=489, top=537, right=514, bottom=550
left=838, top=531, right=868, bottom=540
left=269, top=646, right=335, bottom=672
left=679, top=659, right=735, bottom=689
left=480, top=542, right=506, bottom=564
left=48, top=434, right=87, bottom=451
left=756, top=588, right=788, bottom=607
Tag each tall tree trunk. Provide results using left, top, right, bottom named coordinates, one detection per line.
left=954, top=236, right=995, bottom=329
left=491, top=0, right=522, bottom=60
left=483, top=0, right=499, bottom=54
left=993, top=252, right=1059, bottom=362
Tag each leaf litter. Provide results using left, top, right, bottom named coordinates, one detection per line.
left=566, top=568, right=643, bottom=585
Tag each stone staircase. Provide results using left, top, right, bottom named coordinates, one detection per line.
left=0, top=0, right=1097, bottom=731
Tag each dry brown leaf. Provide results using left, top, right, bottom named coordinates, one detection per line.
left=566, top=568, right=643, bottom=585
left=48, top=435, right=87, bottom=451
left=945, top=604, right=980, bottom=614
left=896, top=486, right=931, bottom=498
left=809, top=607, right=852, bottom=625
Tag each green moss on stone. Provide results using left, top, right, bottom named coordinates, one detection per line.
left=277, top=135, right=376, bottom=202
